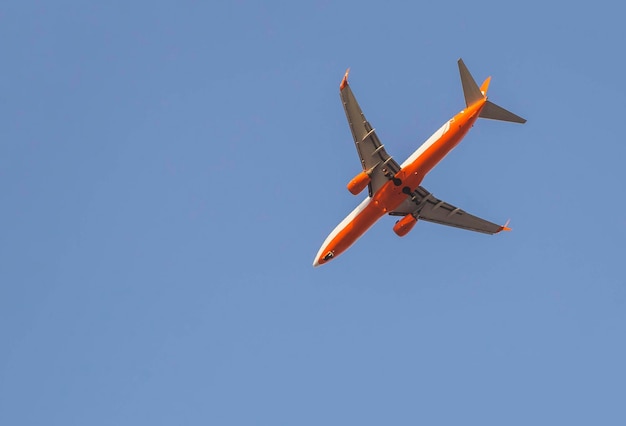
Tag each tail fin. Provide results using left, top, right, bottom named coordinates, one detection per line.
left=458, top=58, right=526, bottom=124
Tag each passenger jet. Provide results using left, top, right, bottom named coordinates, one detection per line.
left=313, top=59, right=526, bottom=267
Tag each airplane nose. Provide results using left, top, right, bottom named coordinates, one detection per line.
left=313, top=257, right=320, bottom=267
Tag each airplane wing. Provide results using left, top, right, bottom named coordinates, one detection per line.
left=390, top=186, right=507, bottom=234
left=340, top=71, right=401, bottom=196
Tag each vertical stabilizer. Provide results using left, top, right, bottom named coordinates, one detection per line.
left=480, top=76, right=491, bottom=95
left=459, top=59, right=527, bottom=124
left=458, top=58, right=484, bottom=107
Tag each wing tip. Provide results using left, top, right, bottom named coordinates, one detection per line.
left=498, top=219, right=512, bottom=233
left=340, top=68, right=350, bottom=90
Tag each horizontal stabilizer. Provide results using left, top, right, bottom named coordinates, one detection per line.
left=458, top=58, right=484, bottom=107
left=480, top=100, right=526, bottom=124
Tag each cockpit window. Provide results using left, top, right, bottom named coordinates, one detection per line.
left=323, top=251, right=334, bottom=260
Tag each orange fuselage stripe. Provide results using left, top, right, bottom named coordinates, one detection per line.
left=316, top=100, right=485, bottom=266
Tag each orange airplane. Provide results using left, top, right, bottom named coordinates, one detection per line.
left=313, top=59, right=526, bottom=267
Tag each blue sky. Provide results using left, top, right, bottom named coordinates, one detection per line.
left=1, top=1, right=625, bottom=425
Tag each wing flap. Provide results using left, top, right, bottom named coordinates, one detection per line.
left=390, top=186, right=506, bottom=234
left=340, top=77, right=400, bottom=195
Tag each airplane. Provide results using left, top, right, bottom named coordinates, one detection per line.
left=313, top=59, right=526, bottom=267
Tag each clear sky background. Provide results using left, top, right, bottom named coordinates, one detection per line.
left=1, top=1, right=625, bottom=425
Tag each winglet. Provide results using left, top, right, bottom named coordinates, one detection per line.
left=340, top=68, right=350, bottom=90
left=498, top=219, right=512, bottom=233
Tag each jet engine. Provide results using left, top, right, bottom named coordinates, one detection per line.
left=346, top=171, right=371, bottom=195
left=393, top=214, right=418, bottom=237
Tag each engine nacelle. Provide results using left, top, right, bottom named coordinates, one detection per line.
left=347, top=171, right=371, bottom=195
left=393, top=214, right=418, bottom=237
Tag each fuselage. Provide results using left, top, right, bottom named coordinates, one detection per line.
left=313, top=98, right=486, bottom=266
